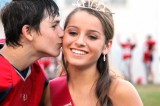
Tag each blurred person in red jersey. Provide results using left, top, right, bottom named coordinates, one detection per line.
left=143, top=35, right=156, bottom=84
left=117, top=34, right=136, bottom=82
left=39, top=57, right=60, bottom=80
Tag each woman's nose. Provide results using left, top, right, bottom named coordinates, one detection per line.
left=75, top=34, right=86, bottom=47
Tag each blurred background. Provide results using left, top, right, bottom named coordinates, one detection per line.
left=0, top=0, right=160, bottom=105
left=54, top=0, right=160, bottom=85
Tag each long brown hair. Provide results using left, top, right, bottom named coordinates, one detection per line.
left=63, top=1, right=114, bottom=106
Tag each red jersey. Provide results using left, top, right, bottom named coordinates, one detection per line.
left=50, top=76, right=74, bottom=106
left=0, top=55, right=47, bottom=106
left=121, top=43, right=135, bottom=60
left=143, top=51, right=153, bottom=62
left=143, top=40, right=156, bottom=62
left=39, top=57, right=52, bottom=69
left=145, top=40, right=156, bottom=51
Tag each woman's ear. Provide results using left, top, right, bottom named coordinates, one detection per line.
left=22, top=25, right=33, bottom=41
left=103, top=40, right=112, bottom=54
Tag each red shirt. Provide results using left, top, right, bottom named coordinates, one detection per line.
left=39, top=57, right=52, bottom=69
left=0, top=56, right=47, bottom=106
left=121, top=43, right=135, bottom=60
left=143, top=40, right=156, bottom=62
left=145, top=40, right=155, bottom=51
left=143, top=51, right=152, bottom=62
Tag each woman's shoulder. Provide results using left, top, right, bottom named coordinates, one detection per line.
left=109, top=78, right=135, bottom=95
left=109, top=78, right=143, bottom=106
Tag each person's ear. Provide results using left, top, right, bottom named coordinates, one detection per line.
left=22, top=25, right=33, bottom=41
left=102, top=40, right=112, bottom=54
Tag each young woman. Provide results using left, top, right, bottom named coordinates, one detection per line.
left=46, top=0, right=143, bottom=106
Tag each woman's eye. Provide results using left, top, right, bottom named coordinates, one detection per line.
left=88, top=35, right=97, bottom=40
left=69, top=31, right=77, bottom=36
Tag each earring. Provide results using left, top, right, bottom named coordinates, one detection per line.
left=103, top=54, right=106, bottom=61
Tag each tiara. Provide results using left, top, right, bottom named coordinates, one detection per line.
left=72, top=0, right=114, bottom=14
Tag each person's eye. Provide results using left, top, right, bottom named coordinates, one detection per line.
left=88, top=35, right=97, bottom=40
left=69, top=31, right=77, bottom=36
left=52, top=24, right=58, bottom=29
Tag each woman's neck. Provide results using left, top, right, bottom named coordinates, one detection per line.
left=67, top=65, right=100, bottom=106
left=67, top=64, right=99, bottom=89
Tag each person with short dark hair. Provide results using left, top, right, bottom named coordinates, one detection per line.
left=0, top=0, right=63, bottom=105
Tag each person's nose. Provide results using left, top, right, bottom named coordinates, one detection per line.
left=75, top=34, right=86, bottom=47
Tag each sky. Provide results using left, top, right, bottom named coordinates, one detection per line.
left=0, top=0, right=11, bottom=9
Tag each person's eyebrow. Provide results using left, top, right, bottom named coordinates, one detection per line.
left=88, top=29, right=101, bottom=35
left=66, top=26, right=102, bottom=35
left=66, top=26, right=77, bottom=29
left=53, top=20, right=60, bottom=24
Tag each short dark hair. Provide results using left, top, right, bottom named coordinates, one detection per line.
left=0, top=0, right=59, bottom=47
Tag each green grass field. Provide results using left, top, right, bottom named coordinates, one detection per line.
left=135, top=84, right=160, bottom=106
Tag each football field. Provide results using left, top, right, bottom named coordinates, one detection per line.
left=135, top=84, right=160, bottom=106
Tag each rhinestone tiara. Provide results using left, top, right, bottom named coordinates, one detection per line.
left=72, top=0, right=114, bottom=14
